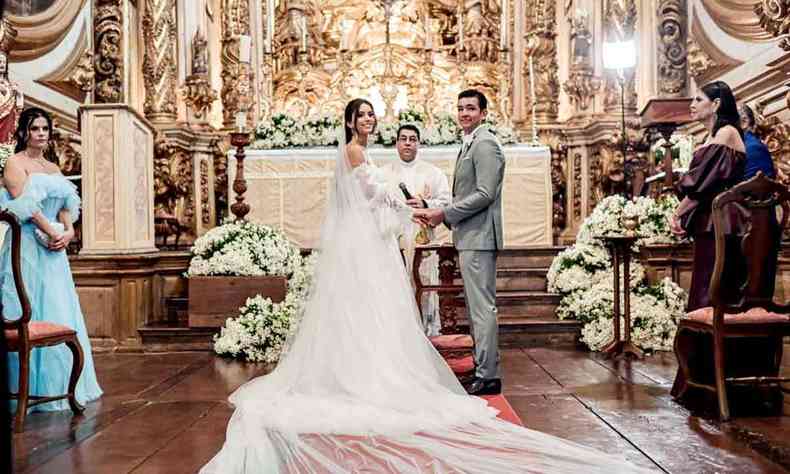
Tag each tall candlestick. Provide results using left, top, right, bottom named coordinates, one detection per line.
left=425, top=13, right=432, bottom=50
left=300, top=15, right=307, bottom=52
left=500, top=0, right=508, bottom=50
left=529, top=54, right=538, bottom=143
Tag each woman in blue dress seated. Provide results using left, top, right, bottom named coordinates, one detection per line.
left=1, top=108, right=102, bottom=412
left=739, top=104, right=776, bottom=180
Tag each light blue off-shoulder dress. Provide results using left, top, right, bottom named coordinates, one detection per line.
left=1, top=173, right=102, bottom=412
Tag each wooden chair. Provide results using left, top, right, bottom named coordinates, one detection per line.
left=673, top=172, right=790, bottom=420
left=413, top=245, right=475, bottom=379
left=1, top=210, right=85, bottom=432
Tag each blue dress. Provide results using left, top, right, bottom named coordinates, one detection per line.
left=1, top=173, right=102, bottom=412
left=742, top=131, right=776, bottom=180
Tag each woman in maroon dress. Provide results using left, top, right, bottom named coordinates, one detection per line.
left=669, top=81, right=748, bottom=401
left=670, top=81, right=746, bottom=312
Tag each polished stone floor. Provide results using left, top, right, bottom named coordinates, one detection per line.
left=9, top=347, right=790, bottom=473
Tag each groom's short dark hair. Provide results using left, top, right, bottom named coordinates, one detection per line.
left=397, top=123, right=421, bottom=141
left=458, top=89, right=488, bottom=110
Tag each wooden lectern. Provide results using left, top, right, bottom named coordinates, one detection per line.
left=640, top=98, right=693, bottom=191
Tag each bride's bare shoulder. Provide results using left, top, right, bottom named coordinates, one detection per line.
left=346, top=144, right=365, bottom=168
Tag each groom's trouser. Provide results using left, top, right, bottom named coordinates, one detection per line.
left=458, top=249, right=500, bottom=379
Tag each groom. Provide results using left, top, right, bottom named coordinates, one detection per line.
left=414, top=89, right=505, bottom=396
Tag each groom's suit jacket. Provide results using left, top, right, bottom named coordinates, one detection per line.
left=443, top=127, right=505, bottom=250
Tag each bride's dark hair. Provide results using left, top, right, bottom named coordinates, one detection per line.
left=14, top=107, right=59, bottom=163
left=344, top=98, right=376, bottom=144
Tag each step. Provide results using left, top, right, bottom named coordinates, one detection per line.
left=138, top=323, right=218, bottom=352
left=454, top=317, right=582, bottom=348
left=448, top=291, right=561, bottom=319
left=164, top=296, right=189, bottom=325
left=496, top=267, right=549, bottom=292
left=496, top=246, right=565, bottom=269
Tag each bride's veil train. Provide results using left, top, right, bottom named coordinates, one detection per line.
left=200, top=128, right=653, bottom=473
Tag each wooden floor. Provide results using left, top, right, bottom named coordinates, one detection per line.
left=10, top=347, right=790, bottom=473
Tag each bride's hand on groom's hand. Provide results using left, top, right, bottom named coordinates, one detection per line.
left=413, top=208, right=444, bottom=227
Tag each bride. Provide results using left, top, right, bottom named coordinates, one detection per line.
left=200, top=99, right=651, bottom=473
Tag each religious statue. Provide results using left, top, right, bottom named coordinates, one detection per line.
left=192, top=29, right=209, bottom=75
left=569, top=9, right=592, bottom=68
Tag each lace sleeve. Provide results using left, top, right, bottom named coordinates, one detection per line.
left=351, top=163, right=412, bottom=239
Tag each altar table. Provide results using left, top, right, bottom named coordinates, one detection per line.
left=229, top=145, right=553, bottom=248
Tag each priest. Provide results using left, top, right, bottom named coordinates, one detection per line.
left=382, top=124, right=451, bottom=336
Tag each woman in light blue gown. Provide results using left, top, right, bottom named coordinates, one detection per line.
left=1, top=108, right=102, bottom=412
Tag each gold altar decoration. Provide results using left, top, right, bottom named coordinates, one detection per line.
left=755, top=0, right=790, bottom=50
left=142, top=0, right=179, bottom=123
left=93, top=0, right=124, bottom=103
left=523, top=0, right=559, bottom=124
left=37, top=25, right=94, bottom=103
left=153, top=133, right=195, bottom=243
left=182, top=30, right=218, bottom=125
left=656, top=0, right=688, bottom=97
left=563, top=9, right=600, bottom=112
left=263, top=0, right=510, bottom=123
left=687, top=12, right=741, bottom=85
left=220, top=0, right=252, bottom=128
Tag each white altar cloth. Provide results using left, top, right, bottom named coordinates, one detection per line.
left=229, top=145, right=552, bottom=248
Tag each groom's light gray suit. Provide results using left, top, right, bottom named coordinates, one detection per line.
left=442, top=126, right=505, bottom=380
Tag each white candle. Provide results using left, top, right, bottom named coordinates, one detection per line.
left=300, top=16, right=308, bottom=52
left=235, top=110, right=247, bottom=131
left=238, top=35, right=251, bottom=63
left=425, top=14, right=432, bottom=50
left=457, top=3, right=464, bottom=51
left=266, top=0, right=275, bottom=53
left=500, top=0, right=508, bottom=50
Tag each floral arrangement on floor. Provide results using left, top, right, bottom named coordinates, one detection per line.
left=547, top=194, right=687, bottom=352
left=212, top=251, right=318, bottom=363
left=0, top=142, right=16, bottom=177
left=249, top=109, right=517, bottom=150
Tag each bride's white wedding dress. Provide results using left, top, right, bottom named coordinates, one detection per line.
left=200, top=141, right=652, bottom=473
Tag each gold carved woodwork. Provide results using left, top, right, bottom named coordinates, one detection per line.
left=142, top=0, right=179, bottom=123
left=754, top=102, right=790, bottom=185
left=211, top=137, right=229, bottom=223
left=572, top=152, right=582, bottom=221
left=200, top=159, right=211, bottom=226
left=0, top=20, right=20, bottom=134
left=52, top=127, right=81, bottom=176
left=220, top=0, right=251, bottom=127
left=4, top=0, right=86, bottom=61
left=153, top=133, right=194, bottom=244
left=524, top=0, right=560, bottom=123
left=94, top=0, right=124, bottom=103
left=70, top=51, right=95, bottom=94
left=701, top=0, right=774, bottom=43
left=564, top=9, right=600, bottom=112
left=657, top=0, right=688, bottom=97
left=543, top=132, right=568, bottom=235
left=755, top=0, right=790, bottom=50
left=564, top=70, right=601, bottom=112
left=182, top=30, right=218, bottom=124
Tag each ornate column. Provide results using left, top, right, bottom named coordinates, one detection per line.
left=93, top=0, right=125, bottom=103
left=656, top=0, right=688, bottom=97
left=142, top=0, right=179, bottom=123
left=523, top=0, right=560, bottom=124
left=220, top=0, right=252, bottom=129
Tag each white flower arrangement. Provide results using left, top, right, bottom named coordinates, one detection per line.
left=0, top=143, right=15, bottom=178
left=250, top=109, right=517, bottom=149
left=212, top=246, right=318, bottom=363
left=548, top=195, right=687, bottom=352
left=187, top=219, right=302, bottom=277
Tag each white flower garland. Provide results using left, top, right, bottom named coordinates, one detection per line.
left=548, top=195, right=687, bottom=352
left=0, top=143, right=15, bottom=177
left=249, top=109, right=517, bottom=150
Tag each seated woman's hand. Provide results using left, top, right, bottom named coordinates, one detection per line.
left=48, top=227, right=74, bottom=251
left=669, top=213, right=686, bottom=239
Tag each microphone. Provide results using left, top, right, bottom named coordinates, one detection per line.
left=398, top=182, right=414, bottom=200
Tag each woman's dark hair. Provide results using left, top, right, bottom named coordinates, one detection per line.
left=701, top=81, right=743, bottom=140
left=344, top=98, right=376, bottom=144
left=740, top=104, right=756, bottom=129
left=14, top=107, right=58, bottom=163
left=458, top=89, right=488, bottom=110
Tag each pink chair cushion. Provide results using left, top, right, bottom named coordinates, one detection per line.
left=5, top=321, right=76, bottom=345
left=429, top=334, right=474, bottom=350
left=685, top=306, right=790, bottom=326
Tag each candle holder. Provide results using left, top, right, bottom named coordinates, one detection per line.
left=229, top=129, right=252, bottom=221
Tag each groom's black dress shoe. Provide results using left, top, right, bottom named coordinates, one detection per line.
left=465, top=378, right=502, bottom=395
